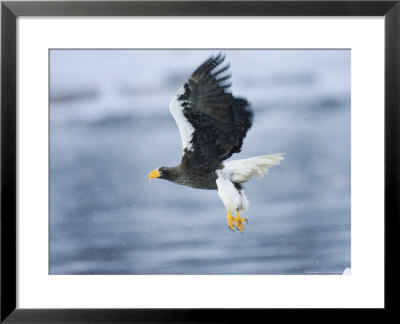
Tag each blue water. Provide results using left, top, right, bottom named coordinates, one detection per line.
left=49, top=50, right=351, bottom=274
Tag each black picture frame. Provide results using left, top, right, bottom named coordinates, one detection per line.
left=1, top=0, right=399, bottom=322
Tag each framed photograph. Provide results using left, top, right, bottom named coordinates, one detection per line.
left=1, top=0, right=399, bottom=322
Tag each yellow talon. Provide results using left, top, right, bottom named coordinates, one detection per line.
left=227, top=211, right=235, bottom=230
left=227, top=211, right=247, bottom=232
left=235, top=212, right=247, bottom=232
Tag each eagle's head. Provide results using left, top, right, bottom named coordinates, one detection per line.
left=148, top=167, right=176, bottom=181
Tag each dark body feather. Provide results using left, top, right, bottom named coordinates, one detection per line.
left=160, top=54, right=253, bottom=190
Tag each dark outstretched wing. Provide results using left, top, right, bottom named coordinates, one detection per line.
left=169, top=54, right=253, bottom=170
left=186, top=54, right=233, bottom=122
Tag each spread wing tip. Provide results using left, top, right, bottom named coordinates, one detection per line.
left=191, top=53, right=229, bottom=79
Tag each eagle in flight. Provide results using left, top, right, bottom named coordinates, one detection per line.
left=149, top=54, right=284, bottom=231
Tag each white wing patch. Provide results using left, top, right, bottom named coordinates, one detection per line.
left=169, top=86, right=195, bottom=151
left=222, top=153, right=285, bottom=183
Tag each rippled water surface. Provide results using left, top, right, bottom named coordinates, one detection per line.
left=50, top=50, right=351, bottom=274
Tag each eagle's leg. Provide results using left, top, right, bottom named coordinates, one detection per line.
left=227, top=211, right=235, bottom=230
left=235, top=212, right=247, bottom=232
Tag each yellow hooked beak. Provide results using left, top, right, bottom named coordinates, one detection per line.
left=148, top=169, right=161, bottom=181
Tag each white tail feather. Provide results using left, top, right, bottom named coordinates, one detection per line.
left=223, top=153, right=285, bottom=183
